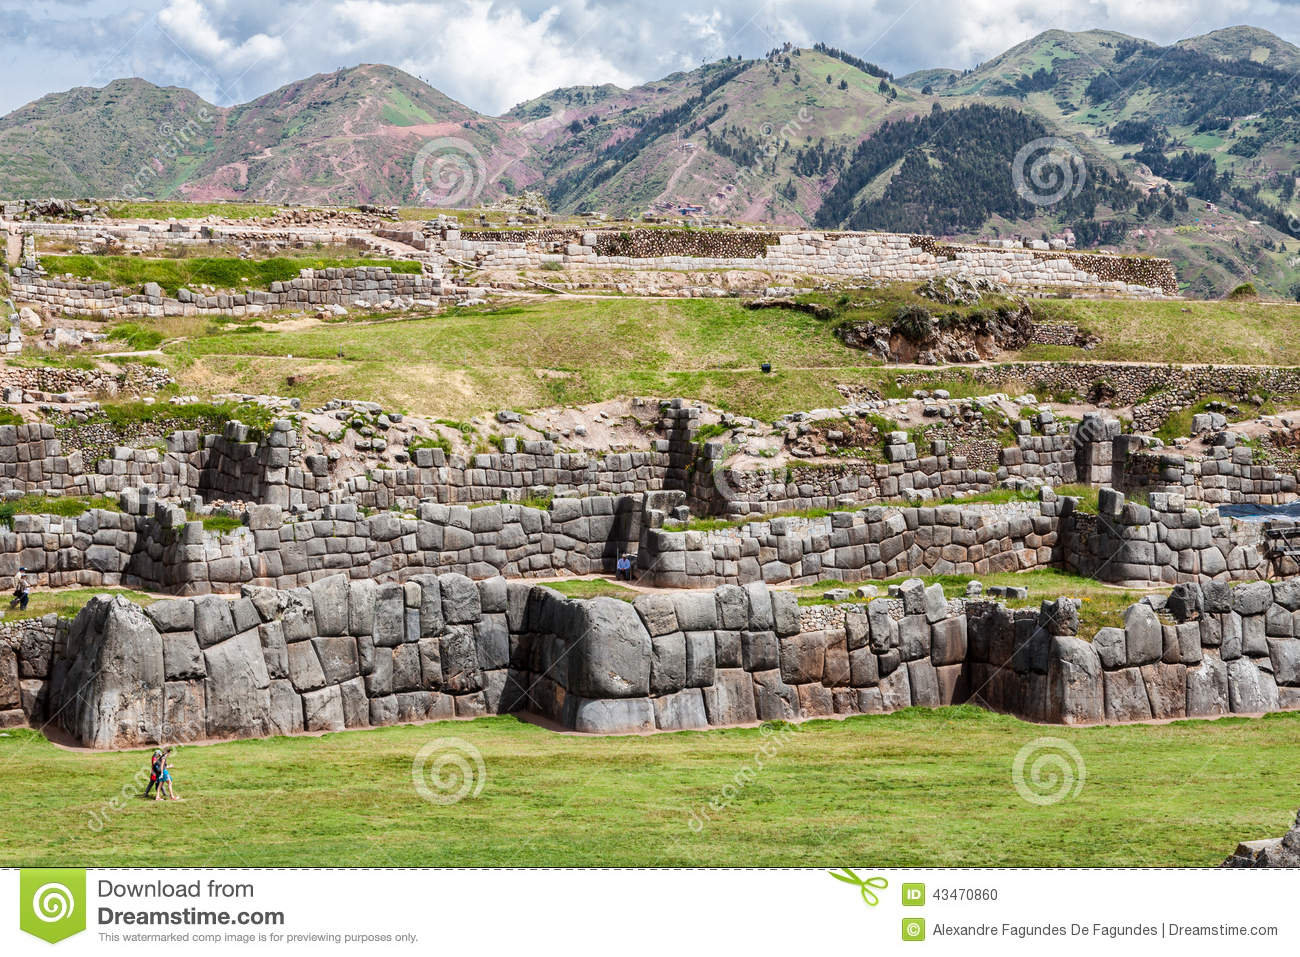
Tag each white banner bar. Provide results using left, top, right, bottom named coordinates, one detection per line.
left=3, top=868, right=1297, bottom=955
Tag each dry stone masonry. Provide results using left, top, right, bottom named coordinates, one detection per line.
left=15, top=574, right=1299, bottom=748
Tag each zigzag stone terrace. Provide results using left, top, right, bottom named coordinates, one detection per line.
left=2, top=387, right=1300, bottom=745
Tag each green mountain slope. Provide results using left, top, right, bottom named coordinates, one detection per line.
left=2, top=27, right=1300, bottom=296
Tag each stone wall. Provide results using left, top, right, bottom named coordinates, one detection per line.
left=9, top=265, right=441, bottom=319
left=441, top=229, right=1176, bottom=297
left=971, top=580, right=1300, bottom=723
left=0, top=362, right=173, bottom=401
left=636, top=498, right=1062, bottom=588
left=696, top=438, right=996, bottom=516
left=0, top=495, right=643, bottom=595
left=26, top=575, right=1300, bottom=747
left=1063, top=489, right=1295, bottom=585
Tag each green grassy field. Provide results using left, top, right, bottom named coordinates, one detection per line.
left=167, top=298, right=882, bottom=419
left=154, top=292, right=1300, bottom=420
left=792, top=567, right=1153, bottom=639
left=3, top=708, right=1296, bottom=866
left=1, top=587, right=156, bottom=622
left=42, top=255, right=422, bottom=297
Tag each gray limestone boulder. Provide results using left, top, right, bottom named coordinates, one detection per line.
left=650, top=632, right=687, bottom=695
left=685, top=630, right=716, bottom=688
left=633, top=593, right=679, bottom=636
left=302, top=684, right=345, bottom=732
left=312, top=636, right=359, bottom=684
left=372, top=583, right=406, bottom=647
left=899, top=578, right=926, bottom=615
left=162, top=680, right=206, bottom=741
left=1166, top=583, right=1202, bottom=623
left=673, top=591, right=718, bottom=632
left=741, top=630, right=778, bottom=672
left=1186, top=657, right=1230, bottom=717
left=1268, top=638, right=1300, bottom=686
left=878, top=660, right=912, bottom=711
left=1232, top=581, right=1274, bottom=616
left=287, top=640, right=326, bottom=693
left=752, top=668, right=800, bottom=721
left=867, top=599, right=897, bottom=653
left=898, top=614, right=930, bottom=661
left=193, top=595, right=236, bottom=649
left=714, top=584, right=748, bottom=630
left=439, top=624, right=482, bottom=693
left=1227, top=658, right=1280, bottom=714
left=440, top=573, right=481, bottom=624
left=1201, top=580, right=1233, bottom=613
left=348, top=580, right=377, bottom=636
left=930, top=617, right=966, bottom=666
left=51, top=597, right=164, bottom=749
left=1048, top=636, right=1103, bottom=724
left=569, top=696, right=655, bottom=734
left=922, top=583, right=948, bottom=623
left=907, top=659, right=941, bottom=706
left=1124, top=604, right=1162, bottom=666
left=1103, top=667, right=1152, bottom=722
left=267, top=679, right=303, bottom=735
left=309, top=574, right=350, bottom=637
left=779, top=632, right=826, bottom=684
left=745, top=582, right=775, bottom=631
left=203, top=629, right=272, bottom=739
left=770, top=590, right=800, bottom=637
left=702, top=668, right=757, bottom=725
left=147, top=598, right=195, bottom=633
left=1141, top=662, right=1188, bottom=719
left=653, top=688, right=709, bottom=731
left=258, top=622, right=288, bottom=680
left=567, top=598, right=652, bottom=698
left=163, top=631, right=205, bottom=681
left=1092, top=627, right=1126, bottom=670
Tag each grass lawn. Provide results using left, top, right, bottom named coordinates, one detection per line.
left=41, top=255, right=422, bottom=297
left=1, top=587, right=157, bottom=622
left=157, top=292, right=1300, bottom=421
left=167, top=298, right=883, bottom=420
left=1027, top=297, right=1300, bottom=365
left=793, top=567, right=1154, bottom=639
left=2, top=708, right=1297, bottom=866
left=101, top=201, right=284, bottom=220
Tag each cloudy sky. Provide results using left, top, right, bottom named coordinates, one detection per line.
left=2, top=0, right=1298, bottom=116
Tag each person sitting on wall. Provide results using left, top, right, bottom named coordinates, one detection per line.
left=8, top=568, right=31, bottom=611
left=615, top=553, right=632, bottom=581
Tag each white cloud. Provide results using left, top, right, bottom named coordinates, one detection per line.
left=3, top=0, right=1300, bottom=115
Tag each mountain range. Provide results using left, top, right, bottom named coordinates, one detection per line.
left=2, top=25, right=1300, bottom=297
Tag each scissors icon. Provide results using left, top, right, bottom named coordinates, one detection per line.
left=828, top=868, right=889, bottom=906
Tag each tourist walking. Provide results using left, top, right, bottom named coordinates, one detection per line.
left=8, top=568, right=31, bottom=611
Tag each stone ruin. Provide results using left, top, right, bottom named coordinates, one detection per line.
left=1223, top=809, right=1300, bottom=867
